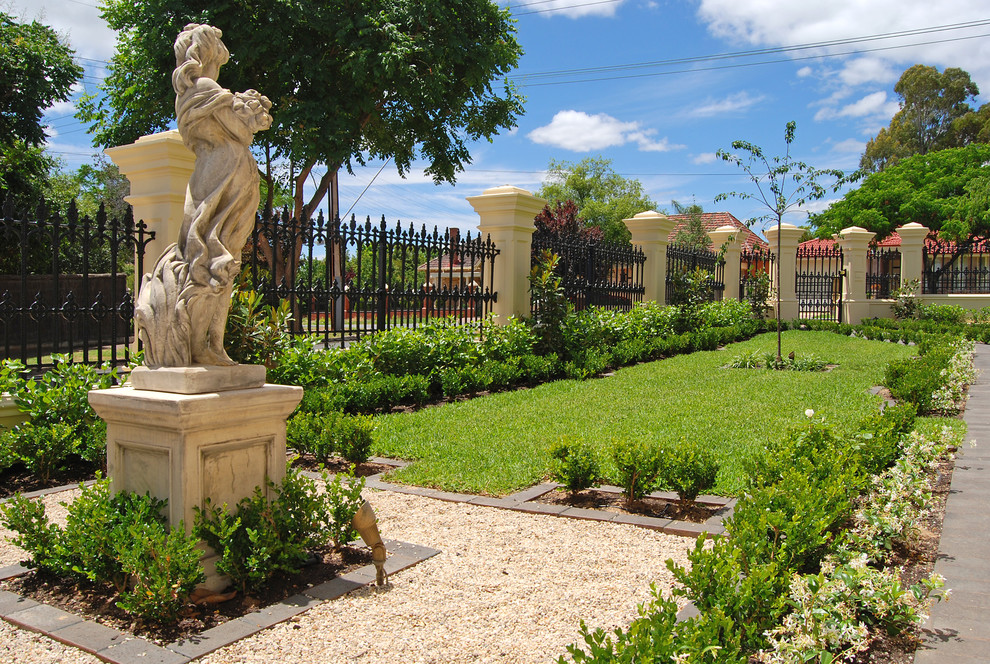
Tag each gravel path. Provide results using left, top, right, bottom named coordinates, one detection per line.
left=1, top=487, right=695, bottom=664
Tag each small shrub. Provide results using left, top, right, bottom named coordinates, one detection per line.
left=287, top=411, right=374, bottom=463
left=659, top=439, right=719, bottom=503
left=323, top=469, right=365, bottom=548
left=519, top=353, right=560, bottom=384
left=918, top=302, right=968, bottom=325
left=548, top=436, right=601, bottom=494
left=3, top=422, right=79, bottom=482
left=890, top=279, right=920, bottom=320
left=224, top=284, right=292, bottom=368
left=725, top=351, right=762, bottom=369
left=609, top=437, right=662, bottom=503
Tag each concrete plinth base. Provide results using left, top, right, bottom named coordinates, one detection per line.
left=88, top=377, right=303, bottom=590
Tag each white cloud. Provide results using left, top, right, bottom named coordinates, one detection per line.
left=814, top=91, right=899, bottom=121
left=44, top=100, right=76, bottom=116
left=527, top=110, right=685, bottom=152
left=692, top=152, right=718, bottom=164
left=696, top=0, right=990, bottom=94
left=513, top=0, right=626, bottom=18
left=10, top=1, right=118, bottom=62
left=831, top=138, right=865, bottom=153
left=692, top=92, right=764, bottom=117
left=796, top=66, right=813, bottom=78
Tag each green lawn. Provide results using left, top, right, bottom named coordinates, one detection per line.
left=372, top=330, right=918, bottom=497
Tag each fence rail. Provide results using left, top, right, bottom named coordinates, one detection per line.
left=530, top=231, right=646, bottom=313
left=249, top=210, right=499, bottom=345
left=665, top=242, right=725, bottom=305
left=923, top=237, right=990, bottom=295
left=0, top=196, right=154, bottom=370
left=866, top=245, right=900, bottom=299
left=796, top=243, right=843, bottom=322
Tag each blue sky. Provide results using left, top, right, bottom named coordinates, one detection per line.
left=12, top=0, right=990, bottom=238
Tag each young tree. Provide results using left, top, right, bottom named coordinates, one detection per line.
left=716, top=121, right=848, bottom=362
left=538, top=157, right=657, bottom=245
left=533, top=200, right=603, bottom=242
left=0, top=13, right=82, bottom=208
left=861, top=64, right=981, bottom=172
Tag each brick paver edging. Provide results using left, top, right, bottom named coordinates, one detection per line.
left=0, top=539, right=438, bottom=664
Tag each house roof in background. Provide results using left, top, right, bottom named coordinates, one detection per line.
left=666, top=212, right=769, bottom=251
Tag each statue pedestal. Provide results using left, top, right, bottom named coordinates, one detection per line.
left=88, top=367, right=303, bottom=590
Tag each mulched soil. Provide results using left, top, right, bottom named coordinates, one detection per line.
left=288, top=455, right=397, bottom=478
left=534, top=488, right=720, bottom=523
left=0, top=460, right=100, bottom=500
left=0, top=545, right=372, bottom=646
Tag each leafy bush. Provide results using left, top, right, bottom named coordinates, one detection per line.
left=548, top=436, right=601, bottom=494
left=529, top=250, right=571, bottom=355
left=918, top=302, right=969, bottom=325
left=193, top=468, right=365, bottom=593
left=890, top=279, right=920, bottom=320
left=323, top=469, right=365, bottom=548
left=224, top=285, right=292, bottom=368
left=479, top=316, right=537, bottom=361
left=519, top=353, right=560, bottom=384
left=287, top=411, right=374, bottom=463
left=0, top=481, right=204, bottom=624
left=856, top=403, right=917, bottom=475
left=659, top=439, right=719, bottom=503
left=609, top=437, right=662, bottom=503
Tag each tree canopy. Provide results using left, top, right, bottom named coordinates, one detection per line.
left=0, top=13, right=82, bottom=208
left=861, top=64, right=983, bottom=173
left=78, top=0, right=525, bottom=220
left=671, top=200, right=712, bottom=249
left=813, top=143, right=990, bottom=242
left=537, top=156, right=657, bottom=245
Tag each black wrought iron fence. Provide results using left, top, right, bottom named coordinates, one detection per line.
left=922, top=236, right=990, bottom=294
left=739, top=246, right=774, bottom=302
left=665, top=242, right=725, bottom=305
left=866, top=245, right=900, bottom=299
left=0, top=194, right=154, bottom=370
left=530, top=230, right=646, bottom=313
left=796, top=243, right=843, bottom=322
left=248, top=210, right=499, bottom=345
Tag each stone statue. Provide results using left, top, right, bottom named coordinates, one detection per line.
left=135, top=23, right=272, bottom=368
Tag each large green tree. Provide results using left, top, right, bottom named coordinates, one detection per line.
left=861, top=64, right=981, bottom=173
left=0, top=13, right=82, bottom=208
left=78, top=0, right=524, bottom=225
left=814, top=143, right=990, bottom=243
left=537, top=157, right=657, bottom=245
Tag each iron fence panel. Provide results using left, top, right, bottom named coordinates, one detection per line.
left=530, top=231, right=646, bottom=313
left=249, top=210, right=499, bottom=346
left=923, top=237, right=990, bottom=294
left=866, top=245, right=900, bottom=299
left=0, top=194, right=153, bottom=370
left=665, top=243, right=725, bottom=305
left=796, top=243, right=843, bottom=322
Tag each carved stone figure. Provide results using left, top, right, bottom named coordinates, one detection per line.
left=135, top=23, right=272, bottom=368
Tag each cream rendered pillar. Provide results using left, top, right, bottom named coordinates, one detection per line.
left=467, top=186, right=546, bottom=322
left=836, top=226, right=876, bottom=325
left=623, top=211, right=678, bottom=304
left=708, top=225, right=745, bottom=301
left=764, top=223, right=806, bottom=321
left=896, top=222, right=930, bottom=292
left=106, top=130, right=195, bottom=271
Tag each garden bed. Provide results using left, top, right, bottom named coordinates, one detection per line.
left=0, top=543, right=373, bottom=645
left=533, top=486, right=726, bottom=524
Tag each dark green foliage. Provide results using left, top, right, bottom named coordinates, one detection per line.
left=884, top=340, right=956, bottom=412
left=659, top=439, right=719, bottom=503
left=193, top=468, right=365, bottom=593
left=609, top=438, right=662, bottom=503
left=857, top=403, right=917, bottom=475
left=0, top=481, right=204, bottom=624
left=918, top=303, right=969, bottom=325
left=548, top=436, right=601, bottom=494
left=529, top=250, right=571, bottom=355
left=518, top=353, right=561, bottom=384
left=224, top=285, right=292, bottom=368
left=1, top=423, right=79, bottom=482
left=287, top=411, right=374, bottom=463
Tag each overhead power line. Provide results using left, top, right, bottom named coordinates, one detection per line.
left=508, top=18, right=990, bottom=86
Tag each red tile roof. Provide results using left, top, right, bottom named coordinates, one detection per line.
left=666, top=212, right=769, bottom=251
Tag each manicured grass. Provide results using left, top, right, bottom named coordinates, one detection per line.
left=372, top=331, right=917, bottom=497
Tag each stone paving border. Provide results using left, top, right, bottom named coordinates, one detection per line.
left=0, top=538, right=438, bottom=664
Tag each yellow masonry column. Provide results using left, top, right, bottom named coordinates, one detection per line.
left=624, top=211, right=678, bottom=304
left=105, top=130, right=195, bottom=274
left=467, top=186, right=546, bottom=323
left=896, top=222, right=931, bottom=292
left=836, top=226, right=876, bottom=325
left=707, top=225, right=745, bottom=301
left=764, top=223, right=806, bottom=322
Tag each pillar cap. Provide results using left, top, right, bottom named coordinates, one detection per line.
left=836, top=226, right=876, bottom=243
left=623, top=210, right=677, bottom=236
left=896, top=222, right=931, bottom=241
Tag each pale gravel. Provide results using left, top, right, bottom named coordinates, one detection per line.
left=0, top=487, right=695, bottom=664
